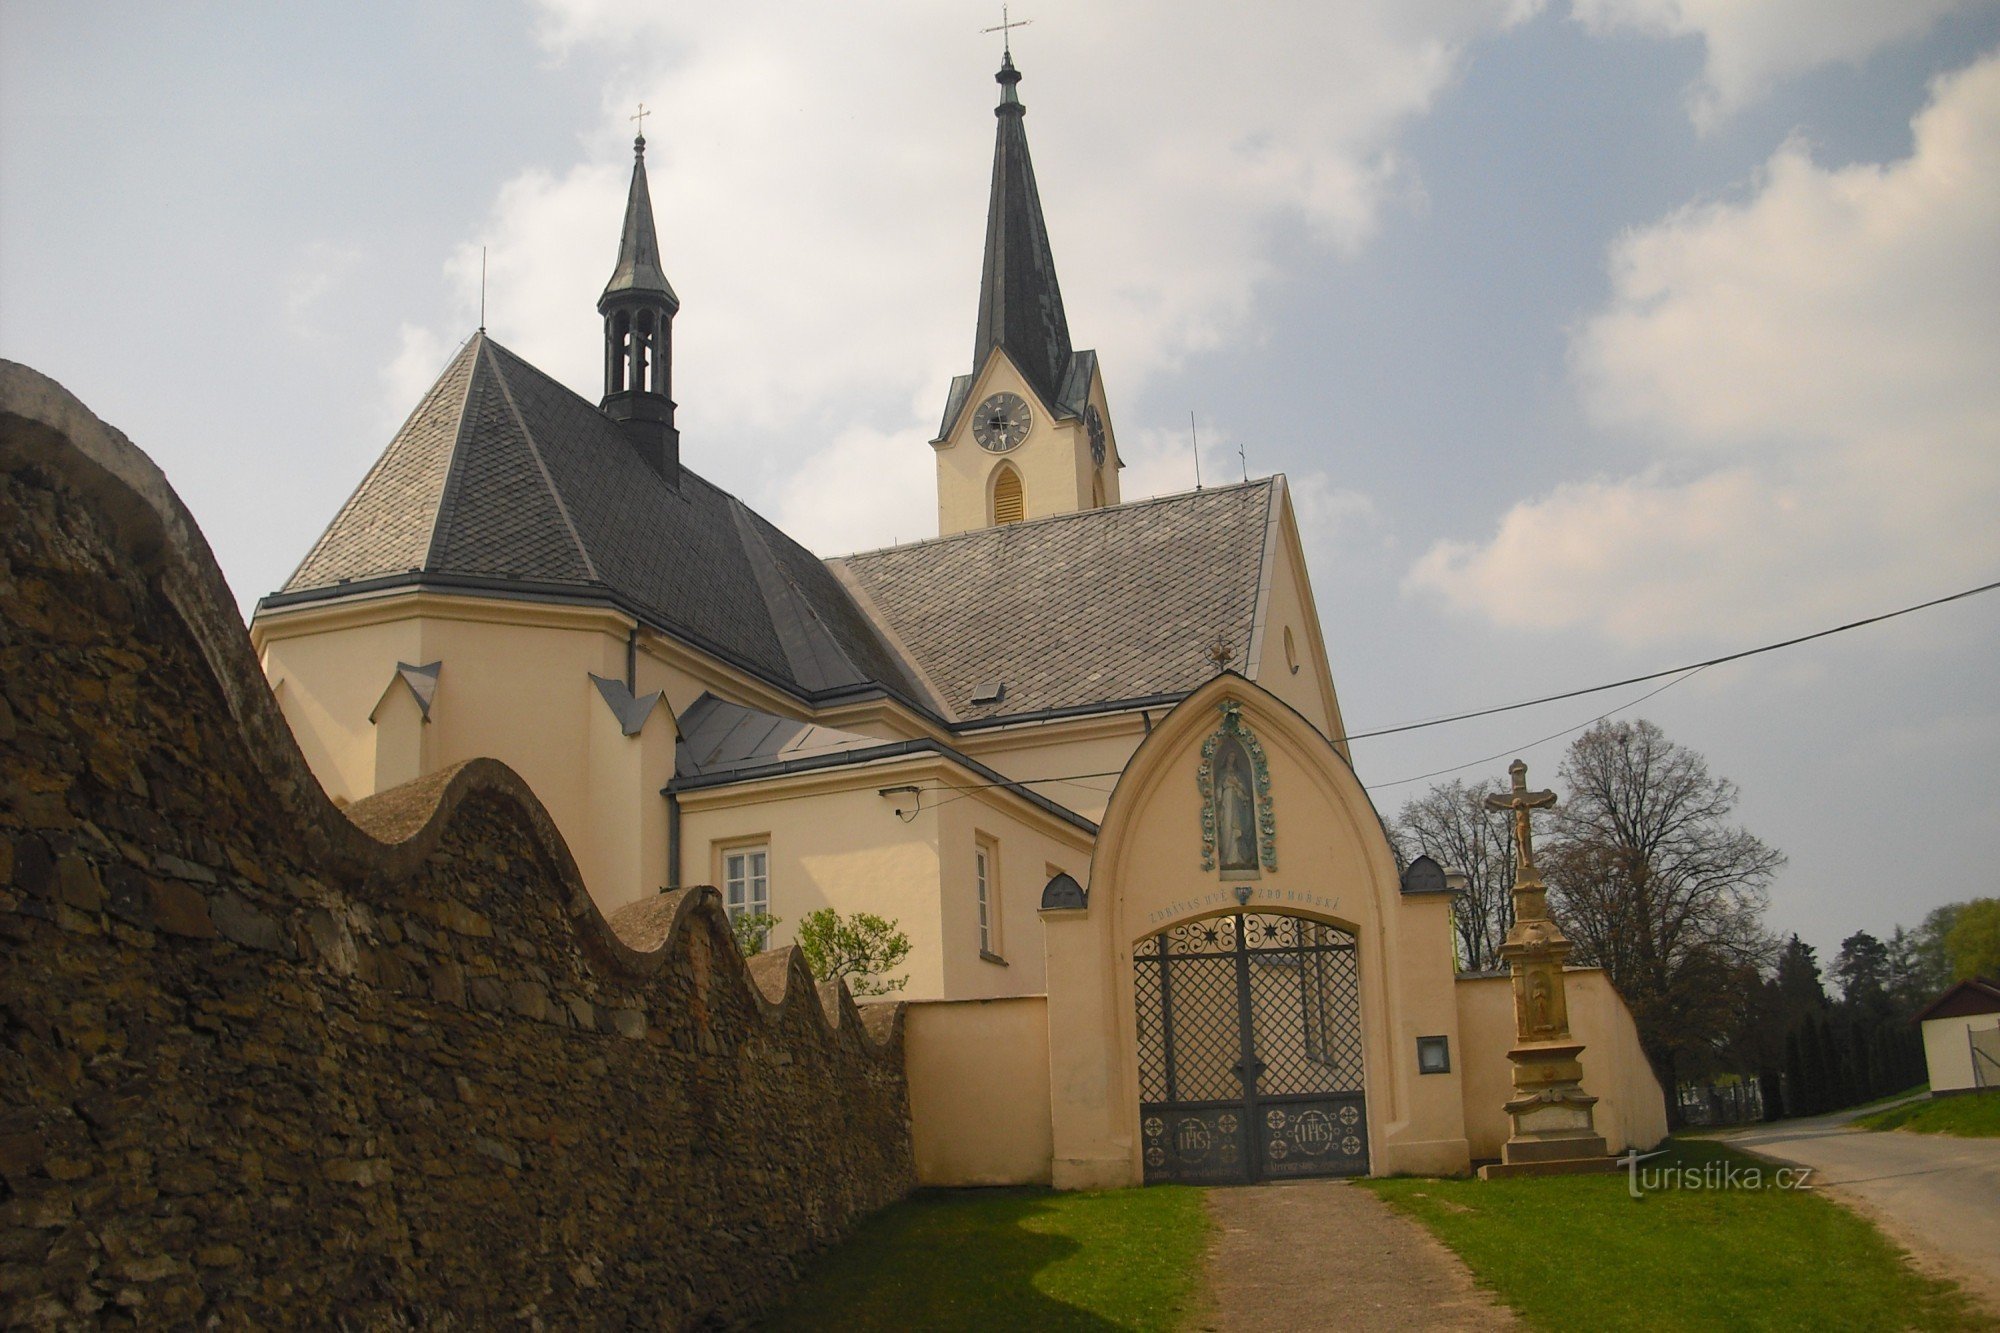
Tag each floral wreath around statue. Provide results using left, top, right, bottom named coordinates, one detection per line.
left=1197, top=699, right=1277, bottom=874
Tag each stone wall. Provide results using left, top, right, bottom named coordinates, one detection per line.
left=0, top=362, right=914, bottom=1329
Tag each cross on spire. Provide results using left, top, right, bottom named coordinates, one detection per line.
left=1485, top=759, right=1557, bottom=881
left=630, top=103, right=651, bottom=144
left=981, top=3, right=1032, bottom=57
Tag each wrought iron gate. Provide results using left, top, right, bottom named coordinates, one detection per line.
left=1135, top=912, right=1368, bottom=1183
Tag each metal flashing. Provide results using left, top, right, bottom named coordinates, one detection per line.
left=589, top=673, right=661, bottom=737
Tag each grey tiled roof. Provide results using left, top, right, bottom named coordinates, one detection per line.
left=287, top=342, right=475, bottom=588
left=830, top=479, right=1279, bottom=723
left=274, top=334, right=923, bottom=705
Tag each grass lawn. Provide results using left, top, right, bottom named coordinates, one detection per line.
left=1363, top=1139, right=1990, bottom=1332
left=1856, top=1091, right=2000, bottom=1137
left=758, top=1186, right=1210, bottom=1331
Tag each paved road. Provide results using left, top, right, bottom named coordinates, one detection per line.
left=1199, top=1179, right=1516, bottom=1331
left=1723, top=1105, right=2000, bottom=1309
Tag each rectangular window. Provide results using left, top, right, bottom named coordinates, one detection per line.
left=976, top=845, right=992, bottom=954
left=976, top=836, right=1003, bottom=961
left=723, top=845, right=769, bottom=937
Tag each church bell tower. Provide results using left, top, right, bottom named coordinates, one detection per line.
left=600, top=129, right=681, bottom=485
left=932, top=51, right=1122, bottom=536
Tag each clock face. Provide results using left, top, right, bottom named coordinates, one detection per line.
left=973, top=392, right=1032, bottom=452
left=1086, top=405, right=1106, bottom=466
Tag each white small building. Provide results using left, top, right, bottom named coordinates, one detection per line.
left=1915, top=978, right=2000, bottom=1093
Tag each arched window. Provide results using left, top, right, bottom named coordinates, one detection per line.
left=992, top=465, right=1025, bottom=525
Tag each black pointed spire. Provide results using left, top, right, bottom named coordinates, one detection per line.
left=972, top=52, right=1072, bottom=410
left=599, top=131, right=680, bottom=486
left=602, top=133, right=680, bottom=308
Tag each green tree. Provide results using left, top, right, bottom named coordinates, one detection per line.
left=730, top=911, right=780, bottom=958
left=1832, top=931, right=1892, bottom=1018
left=1544, top=719, right=1782, bottom=1102
left=1944, top=898, right=2000, bottom=981
left=796, top=909, right=913, bottom=996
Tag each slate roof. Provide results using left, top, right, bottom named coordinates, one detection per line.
left=673, top=695, right=1097, bottom=832
left=273, top=337, right=1282, bottom=733
left=830, top=479, right=1280, bottom=725
left=272, top=334, right=925, bottom=706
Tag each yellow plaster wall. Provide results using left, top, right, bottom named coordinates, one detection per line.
left=1042, top=677, right=1471, bottom=1188
left=955, top=719, right=1147, bottom=825
left=680, top=767, right=1091, bottom=1003
left=679, top=780, right=946, bottom=996
left=933, top=792, right=1092, bottom=998
left=260, top=617, right=423, bottom=804
left=905, top=997, right=1054, bottom=1186
left=1921, top=1013, right=1999, bottom=1092
left=1454, top=970, right=1670, bottom=1159
left=1247, top=502, right=1346, bottom=749
left=256, top=601, right=679, bottom=915
left=934, top=349, right=1114, bottom=536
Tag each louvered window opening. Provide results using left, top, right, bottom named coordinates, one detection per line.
left=993, top=468, right=1025, bottom=525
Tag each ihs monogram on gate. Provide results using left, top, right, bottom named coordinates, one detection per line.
left=1197, top=700, right=1277, bottom=876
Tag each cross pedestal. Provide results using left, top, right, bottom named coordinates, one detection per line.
left=1478, top=760, right=1616, bottom=1179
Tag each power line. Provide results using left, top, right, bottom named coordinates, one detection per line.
left=673, top=578, right=1998, bottom=811
left=1334, top=577, right=2000, bottom=745
left=1360, top=666, right=1708, bottom=793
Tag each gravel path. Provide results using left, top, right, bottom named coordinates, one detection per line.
left=1197, top=1179, right=1516, bottom=1331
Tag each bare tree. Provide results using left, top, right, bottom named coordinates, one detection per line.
left=1391, top=779, right=1516, bottom=973
left=1543, top=719, right=1782, bottom=1099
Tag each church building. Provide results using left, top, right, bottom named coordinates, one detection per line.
left=250, top=54, right=1665, bottom=1187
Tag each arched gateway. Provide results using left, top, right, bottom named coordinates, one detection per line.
left=1135, top=911, right=1367, bottom=1183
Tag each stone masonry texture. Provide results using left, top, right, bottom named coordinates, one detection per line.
left=0, top=361, right=914, bottom=1329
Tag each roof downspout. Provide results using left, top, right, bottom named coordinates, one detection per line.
left=665, top=790, right=682, bottom=892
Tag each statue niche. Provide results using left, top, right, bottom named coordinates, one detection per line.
left=1198, top=700, right=1276, bottom=878
left=1214, top=736, right=1257, bottom=873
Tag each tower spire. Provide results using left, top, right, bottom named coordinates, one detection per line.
left=599, top=121, right=680, bottom=485
left=972, top=50, right=1072, bottom=411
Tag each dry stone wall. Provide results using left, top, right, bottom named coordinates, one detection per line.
left=0, top=362, right=914, bottom=1329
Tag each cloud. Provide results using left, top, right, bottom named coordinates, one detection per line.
left=392, top=1, right=1541, bottom=549
left=1571, top=0, right=1988, bottom=127
left=1409, top=52, right=2000, bottom=645
left=379, top=323, right=460, bottom=435
left=771, top=423, right=935, bottom=557
left=283, top=241, right=363, bottom=339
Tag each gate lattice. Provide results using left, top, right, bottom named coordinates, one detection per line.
left=1135, top=912, right=1368, bottom=1184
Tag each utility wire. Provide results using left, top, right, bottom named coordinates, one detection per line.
left=676, top=578, right=1997, bottom=812
left=1333, top=577, right=1999, bottom=745
left=1360, top=666, right=1708, bottom=793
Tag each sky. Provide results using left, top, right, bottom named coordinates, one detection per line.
left=4, top=1, right=1998, bottom=972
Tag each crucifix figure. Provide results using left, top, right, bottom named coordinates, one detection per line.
left=1485, top=758, right=1556, bottom=880
left=630, top=103, right=651, bottom=140
left=981, top=4, right=1032, bottom=56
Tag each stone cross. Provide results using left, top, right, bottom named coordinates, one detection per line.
left=1485, top=759, right=1556, bottom=878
